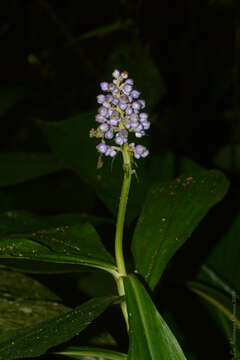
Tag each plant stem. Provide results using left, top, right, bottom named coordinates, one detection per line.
left=115, top=143, right=132, bottom=331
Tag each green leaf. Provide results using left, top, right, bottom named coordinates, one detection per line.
left=38, top=113, right=148, bottom=223
left=56, top=346, right=127, bottom=360
left=0, top=269, right=69, bottom=341
left=178, top=156, right=205, bottom=175
left=0, top=223, right=117, bottom=275
left=38, top=113, right=98, bottom=184
left=188, top=281, right=240, bottom=357
left=124, top=274, right=187, bottom=360
left=204, top=215, right=240, bottom=294
left=0, top=296, right=118, bottom=360
left=132, top=170, right=229, bottom=289
left=0, top=210, right=112, bottom=237
left=0, top=269, right=60, bottom=301
left=0, top=173, right=96, bottom=214
left=188, top=281, right=240, bottom=329
left=193, top=215, right=240, bottom=357
left=144, top=153, right=176, bottom=183
left=0, top=152, right=64, bottom=187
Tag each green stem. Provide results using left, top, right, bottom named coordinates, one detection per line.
left=115, top=143, right=132, bottom=331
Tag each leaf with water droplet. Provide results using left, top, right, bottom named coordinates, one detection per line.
left=0, top=296, right=119, bottom=360
left=132, top=170, right=229, bottom=289
left=0, top=222, right=116, bottom=275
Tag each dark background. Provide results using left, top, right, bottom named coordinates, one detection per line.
left=0, top=1, right=239, bottom=359
left=1, top=0, right=239, bottom=163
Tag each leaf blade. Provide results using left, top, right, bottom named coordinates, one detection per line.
left=0, top=152, right=64, bottom=187
left=124, top=274, right=186, bottom=360
left=56, top=346, right=127, bottom=360
left=0, top=296, right=118, bottom=360
left=132, top=170, right=229, bottom=289
left=0, top=223, right=117, bottom=275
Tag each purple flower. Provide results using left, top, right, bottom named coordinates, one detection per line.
left=120, top=102, right=127, bottom=111
left=142, top=120, right=150, bottom=130
left=123, top=84, right=132, bottom=95
left=130, top=113, right=138, bottom=122
left=134, top=145, right=149, bottom=159
left=100, top=82, right=108, bottom=91
left=96, top=114, right=106, bottom=123
left=93, top=69, right=150, bottom=160
left=105, top=147, right=117, bottom=157
left=132, top=101, right=141, bottom=110
left=111, top=96, right=119, bottom=106
left=97, top=143, right=108, bottom=154
left=109, top=118, right=118, bottom=126
left=138, top=100, right=146, bottom=109
left=98, top=106, right=108, bottom=117
left=105, top=131, right=114, bottom=139
left=100, top=123, right=109, bottom=132
left=125, top=78, right=134, bottom=85
left=125, top=106, right=133, bottom=115
left=97, top=94, right=105, bottom=104
left=103, top=101, right=111, bottom=109
left=108, top=83, right=118, bottom=95
left=115, top=129, right=128, bottom=145
left=131, top=90, right=140, bottom=99
left=139, top=112, right=148, bottom=121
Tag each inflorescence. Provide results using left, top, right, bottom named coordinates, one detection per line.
left=90, top=70, right=150, bottom=160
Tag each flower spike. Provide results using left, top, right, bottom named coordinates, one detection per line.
left=91, top=70, right=150, bottom=160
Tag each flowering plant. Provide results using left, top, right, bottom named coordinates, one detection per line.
left=0, top=71, right=230, bottom=360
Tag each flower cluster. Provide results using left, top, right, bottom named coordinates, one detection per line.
left=91, top=70, right=150, bottom=159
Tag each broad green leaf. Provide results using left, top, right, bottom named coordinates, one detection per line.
left=0, top=223, right=117, bottom=275
left=0, top=173, right=96, bottom=214
left=87, top=331, right=117, bottom=347
left=38, top=113, right=149, bottom=223
left=0, top=152, right=64, bottom=187
left=0, top=270, right=69, bottom=341
left=0, top=295, right=118, bottom=360
left=143, top=153, right=176, bottom=184
left=0, top=210, right=112, bottom=237
left=0, top=269, right=60, bottom=301
left=124, top=274, right=187, bottom=360
left=0, top=259, right=91, bottom=274
left=132, top=170, right=229, bottom=289
left=56, top=346, right=127, bottom=360
left=178, top=156, right=205, bottom=175
left=38, top=112, right=98, bottom=184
